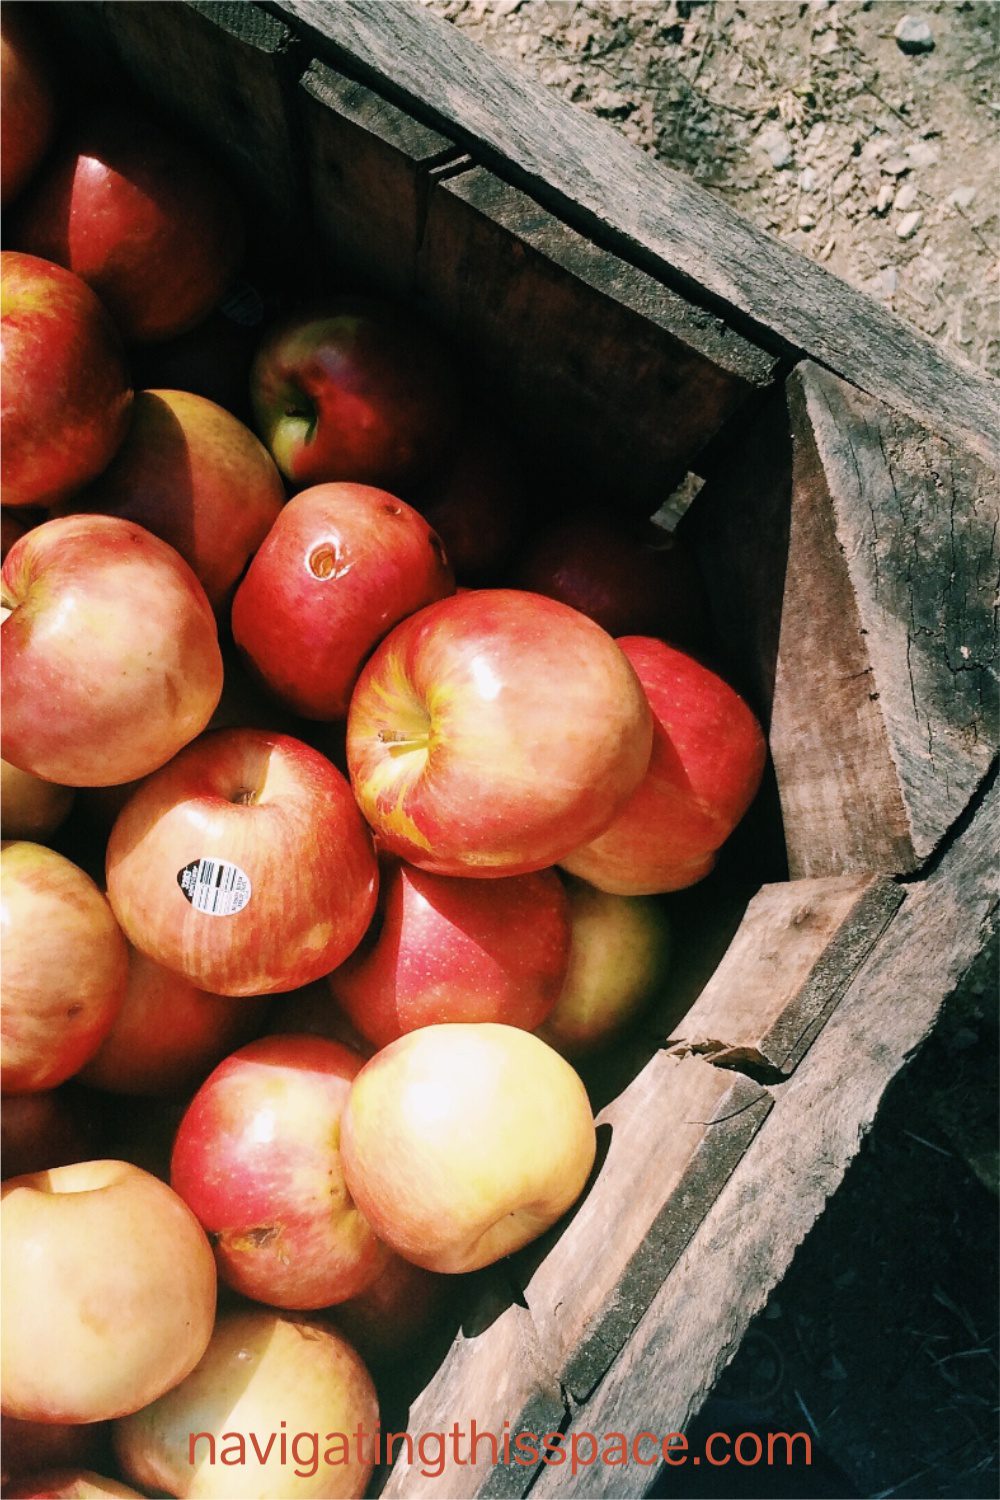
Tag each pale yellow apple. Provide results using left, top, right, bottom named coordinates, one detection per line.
left=1, top=1160, right=216, bottom=1423
left=114, top=1310, right=379, bottom=1500
left=341, top=1022, right=597, bottom=1273
left=0, top=759, right=74, bottom=840
left=537, top=879, right=671, bottom=1054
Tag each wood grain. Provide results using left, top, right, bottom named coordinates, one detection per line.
left=530, top=778, right=998, bottom=1498
left=667, top=875, right=904, bottom=1075
left=772, top=362, right=999, bottom=878
left=274, top=0, right=998, bottom=464
left=416, top=165, right=776, bottom=507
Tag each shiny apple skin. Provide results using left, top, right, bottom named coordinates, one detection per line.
left=11, top=106, right=244, bottom=343
left=0, top=9, right=55, bottom=206
left=346, top=589, right=653, bottom=877
left=1, top=252, right=132, bottom=509
left=250, top=299, right=459, bottom=491
left=561, top=636, right=767, bottom=894
left=114, top=1309, right=379, bottom=1500
left=341, top=1022, right=597, bottom=1274
left=538, top=879, right=672, bottom=1054
left=1, top=515, right=223, bottom=787
left=1, top=1160, right=217, bottom=1423
left=105, top=729, right=378, bottom=997
left=57, top=390, right=285, bottom=611
left=172, top=1034, right=387, bottom=1309
left=411, top=421, right=527, bottom=582
left=5, top=1471, right=143, bottom=1499
left=232, top=482, right=454, bottom=720
left=330, top=861, right=571, bottom=1048
left=0, top=758, right=74, bottom=840
left=78, top=946, right=268, bottom=1096
left=1, top=841, right=128, bottom=1093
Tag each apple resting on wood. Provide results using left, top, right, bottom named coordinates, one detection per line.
left=232, top=482, right=454, bottom=719
left=1, top=515, right=223, bottom=787
left=171, top=1034, right=387, bottom=1308
left=329, top=861, right=571, bottom=1047
left=561, top=635, right=767, bottom=893
left=341, top=1022, right=597, bottom=1273
left=346, top=589, right=653, bottom=877
left=105, top=729, right=378, bottom=996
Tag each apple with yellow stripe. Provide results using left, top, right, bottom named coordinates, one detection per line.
left=346, top=589, right=653, bottom=878
left=341, top=1023, right=596, bottom=1274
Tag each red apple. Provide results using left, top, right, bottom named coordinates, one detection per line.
left=411, top=421, right=527, bottom=582
left=78, top=945, right=268, bottom=1096
left=1, top=508, right=29, bottom=559
left=232, top=482, right=454, bottom=719
left=266, top=980, right=374, bottom=1057
left=250, top=298, right=459, bottom=490
left=538, top=879, right=672, bottom=1054
left=105, top=729, right=378, bottom=996
left=1, top=252, right=132, bottom=509
left=1, top=1160, right=216, bottom=1423
left=6, top=1471, right=142, bottom=1498
left=330, top=861, right=571, bottom=1048
left=114, top=1309, right=379, bottom=1500
left=172, top=1034, right=387, bottom=1309
left=512, top=510, right=709, bottom=649
left=57, top=389, right=285, bottom=610
left=561, top=636, right=767, bottom=893
left=341, top=1022, right=597, bottom=1273
left=346, top=589, right=653, bottom=877
left=1, top=515, right=223, bottom=786
left=0, top=758, right=74, bottom=840
left=0, top=1090, right=93, bottom=1178
left=1, top=841, right=128, bottom=1093
left=331, top=1252, right=446, bottom=1369
left=11, top=105, right=244, bottom=342
left=1, top=8, right=55, bottom=205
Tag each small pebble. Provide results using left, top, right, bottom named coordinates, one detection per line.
left=883, top=156, right=910, bottom=177
left=759, top=122, right=794, bottom=169
left=799, top=165, right=817, bottom=192
left=882, top=266, right=898, bottom=294
left=875, top=183, right=895, bottom=215
left=896, top=210, right=923, bottom=240
left=798, top=209, right=817, bottom=229
left=819, top=237, right=836, bottom=260
left=894, top=181, right=918, bottom=212
left=895, top=14, right=934, bottom=53
left=948, top=185, right=977, bottom=209
left=906, top=140, right=940, bottom=168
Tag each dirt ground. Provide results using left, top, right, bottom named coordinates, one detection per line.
left=422, top=0, right=999, bottom=374
left=419, top=4, right=998, bottom=1496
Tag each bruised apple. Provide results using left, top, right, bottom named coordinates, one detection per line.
left=171, top=1034, right=387, bottom=1308
left=561, top=636, right=766, bottom=894
left=105, top=729, right=378, bottom=996
left=232, top=482, right=454, bottom=719
left=114, top=1310, right=379, bottom=1500
left=1, top=841, right=127, bottom=1093
left=341, top=1023, right=596, bottom=1273
left=346, top=590, right=652, bottom=877
left=1, top=1161, right=216, bottom=1423
left=330, top=862, right=571, bottom=1048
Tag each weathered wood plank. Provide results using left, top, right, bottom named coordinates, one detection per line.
left=771, top=363, right=999, bottom=879
left=416, top=165, right=776, bottom=508
left=274, top=0, right=999, bottom=465
left=530, top=776, right=998, bottom=1498
left=667, top=875, right=904, bottom=1076
left=381, top=1056, right=771, bottom=1498
left=298, top=60, right=461, bottom=299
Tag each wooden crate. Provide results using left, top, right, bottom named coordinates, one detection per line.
left=37, top=3, right=999, bottom=1495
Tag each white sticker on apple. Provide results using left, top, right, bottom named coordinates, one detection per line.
left=176, top=858, right=252, bottom=916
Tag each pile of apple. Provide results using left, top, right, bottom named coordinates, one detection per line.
left=0, top=12, right=767, bottom=1500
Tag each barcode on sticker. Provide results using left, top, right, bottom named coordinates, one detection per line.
left=176, top=858, right=252, bottom=917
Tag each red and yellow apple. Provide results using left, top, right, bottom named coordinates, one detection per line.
left=0, top=8, right=54, bottom=205
left=232, top=482, right=454, bottom=719
left=105, top=729, right=378, bottom=996
left=1, top=252, right=132, bottom=509
left=250, top=299, right=458, bottom=491
left=114, top=1309, right=379, bottom=1500
left=11, top=105, right=244, bottom=342
left=171, top=1034, right=387, bottom=1308
left=1, top=1160, right=216, bottom=1422
left=1, top=515, right=223, bottom=786
left=346, top=589, right=653, bottom=877
left=341, top=1022, right=597, bottom=1273
left=561, top=636, right=767, bottom=893
left=58, top=389, right=285, bottom=610
left=1, top=841, right=128, bottom=1093
left=0, top=758, right=74, bottom=840
left=330, top=861, right=571, bottom=1048
left=538, top=878, right=672, bottom=1054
